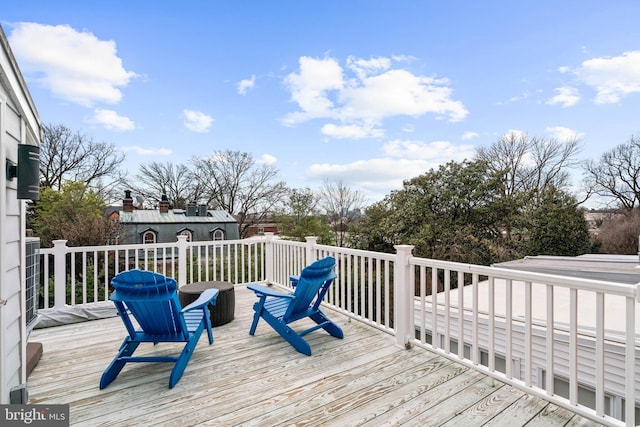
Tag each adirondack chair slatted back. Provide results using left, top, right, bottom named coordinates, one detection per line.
left=110, top=270, right=188, bottom=338
left=284, top=256, right=336, bottom=319
left=102, top=269, right=218, bottom=388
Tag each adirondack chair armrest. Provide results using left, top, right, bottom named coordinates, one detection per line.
left=247, top=284, right=294, bottom=299
left=181, top=288, right=219, bottom=313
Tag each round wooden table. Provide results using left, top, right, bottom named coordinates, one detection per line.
left=178, top=281, right=235, bottom=326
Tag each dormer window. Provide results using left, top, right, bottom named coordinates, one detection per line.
left=142, top=230, right=157, bottom=244
left=178, top=229, right=193, bottom=242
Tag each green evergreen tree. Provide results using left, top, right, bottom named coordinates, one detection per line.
left=355, top=160, right=510, bottom=265
left=526, top=187, right=591, bottom=256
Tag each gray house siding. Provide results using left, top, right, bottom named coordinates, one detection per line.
left=117, top=209, right=240, bottom=244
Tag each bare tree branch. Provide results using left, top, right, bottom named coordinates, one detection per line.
left=40, top=123, right=126, bottom=197
left=191, top=150, right=288, bottom=237
left=319, top=179, right=366, bottom=247
left=583, top=134, right=640, bottom=210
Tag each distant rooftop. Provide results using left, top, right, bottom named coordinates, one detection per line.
left=119, top=209, right=237, bottom=224
left=494, top=254, right=640, bottom=285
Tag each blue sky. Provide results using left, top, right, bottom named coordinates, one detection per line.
left=3, top=1, right=640, bottom=206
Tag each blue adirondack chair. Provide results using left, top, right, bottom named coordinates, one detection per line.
left=248, top=256, right=343, bottom=355
left=100, top=269, right=219, bottom=389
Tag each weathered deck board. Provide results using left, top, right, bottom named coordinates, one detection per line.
left=28, top=285, right=601, bottom=426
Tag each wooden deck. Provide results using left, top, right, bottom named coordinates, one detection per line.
left=27, top=285, right=601, bottom=426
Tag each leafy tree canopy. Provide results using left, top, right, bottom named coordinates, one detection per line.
left=525, top=187, right=591, bottom=256
left=275, top=188, right=333, bottom=244
left=32, top=181, right=117, bottom=247
left=355, top=160, right=510, bottom=264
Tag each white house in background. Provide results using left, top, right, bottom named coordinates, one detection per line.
left=0, top=25, right=42, bottom=404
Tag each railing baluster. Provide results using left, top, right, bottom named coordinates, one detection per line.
left=525, top=281, right=532, bottom=387
left=419, top=266, right=426, bottom=344
left=457, top=271, right=464, bottom=361
left=384, top=259, right=390, bottom=328
left=488, top=276, right=495, bottom=372
left=506, top=278, right=513, bottom=379
left=104, top=249, right=109, bottom=300
left=444, top=269, right=451, bottom=354
left=432, top=267, right=438, bottom=350
left=81, top=251, right=86, bottom=304
left=93, top=250, right=98, bottom=303
left=70, top=251, right=76, bottom=305
left=569, top=288, right=578, bottom=405
left=546, top=284, right=554, bottom=396
left=625, top=295, right=636, bottom=426
left=595, top=291, right=605, bottom=416
left=472, top=272, right=478, bottom=365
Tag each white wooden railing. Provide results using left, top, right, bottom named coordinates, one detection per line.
left=38, top=234, right=639, bottom=426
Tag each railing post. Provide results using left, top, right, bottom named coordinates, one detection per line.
left=394, top=244, right=414, bottom=349
left=264, top=233, right=274, bottom=284
left=177, top=235, right=188, bottom=288
left=305, top=236, right=318, bottom=264
left=52, top=240, right=68, bottom=309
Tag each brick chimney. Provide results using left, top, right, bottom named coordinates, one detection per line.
left=123, top=190, right=134, bottom=213
left=159, top=194, right=170, bottom=213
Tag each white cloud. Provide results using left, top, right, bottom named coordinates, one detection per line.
left=502, top=91, right=530, bottom=104
left=237, top=74, right=256, bottom=95
left=575, top=50, right=640, bottom=104
left=8, top=22, right=137, bottom=107
left=307, top=139, right=476, bottom=202
left=283, top=56, right=344, bottom=124
left=382, top=139, right=475, bottom=160
left=92, top=109, right=135, bottom=131
left=321, top=123, right=384, bottom=139
left=257, top=153, right=277, bottom=165
left=545, top=126, right=584, bottom=142
left=504, top=129, right=526, bottom=139
left=547, top=87, right=580, bottom=107
left=282, top=55, right=468, bottom=135
left=121, top=146, right=172, bottom=156
left=461, top=131, right=479, bottom=140
left=346, top=55, right=392, bottom=79
left=340, top=69, right=468, bottom=122
left=183, top=109, right=214, bottom=133
left=402, top=123, right=416, bottom=133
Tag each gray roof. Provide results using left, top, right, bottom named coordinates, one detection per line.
left=493, top=254, right=640, bottom=285
left=119, top=209, right=237, bottom=224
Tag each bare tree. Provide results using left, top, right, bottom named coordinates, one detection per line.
left=597, top=208, right=640, bottom=254
left=475, top=132, right=582, bottom=244
left=584, top=134, right=640, bottom=210
left=40, top=123, right=126, bottom=198
left=475, top=132, right=582, bottom=198
left=319, top=179, right=365, bottom=247
left=191, top=150, right=288, bottom=238
left=475, top=132, right=529, bottom=197
left=126, top=162, right=200, bottom=209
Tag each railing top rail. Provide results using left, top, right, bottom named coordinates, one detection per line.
left=313, top=244, right=397, bottom=261
left=39, top=237, right=268, bottom=255
left=268, top=239, right=306, bottom=248
left=410, top=256, right=640, bottom=299
left=185, top=238, right=261, bottom=247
